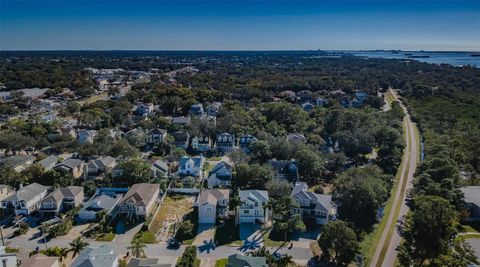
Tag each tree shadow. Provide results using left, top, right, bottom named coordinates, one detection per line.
left=198, top=239, right=216, bottom=254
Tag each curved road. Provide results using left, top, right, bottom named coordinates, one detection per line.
left=370, top=89, right=419, bottom=267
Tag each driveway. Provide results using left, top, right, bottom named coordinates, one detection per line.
left=239, top=224, right=263, bottom=252
left=193, top=224, right=216, bottom=246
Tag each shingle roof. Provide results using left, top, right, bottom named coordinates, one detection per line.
left=197, top=189, right=229, bottom=206
left=179, top=156, right=203, bottom=169
left=56, top=158, right=84, bottom=169
left=227, top=253, right=267, bottom=267
left=119, top=183, right=160, bottom=207
left=239, top=190, right=268, bottom=203
left=7, top=183, right=48, bottom=203
left=71, top=245, right=118, bottom=267
left=291, top=182, right=332, bottom=212
left=42, top=186, right=83, bottom=204
left=4, top=155, right=35, bottom=168
left=38, top=155, right=58, bottom=169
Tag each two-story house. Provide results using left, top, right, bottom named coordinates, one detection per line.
left=189, top=103, right=205, bottom=117
left=206, top=102, right=222, bottom=117
left=135, top=102, right=154, bottom=117
left=38, top=155, right=59, bottom=171
left=207, top=161, right=233, bottom=188
left=47, top=127, right=77, bottom=142
left=238, top=190, right=269, bottom=224
left=290, top=182, right=335, bottom=225
left=171, top=131, right=190, bottom=149
left=150, top=159, right=169, bottom=178
left=85, top=156, right=116, bottom=177
left=146, top=128, right=168, bottom=145
left=71, top=245, right=119, bottom=267
left=1, top=183, right=49, bottom=216
left=191, top=136, right=212, bottom=153
left=268, top=159, right=299, bottom=183
left=216, top=132, right=235, bottom=153
left=77, top=129, right=97, bottom=144
left=4, top=155, right=35, bottom=172
left=117, top=183, right=160, bottom=220
left=197, top=189, right=229, bottom=224
left=238, top=135, right=257, bottom=154
left=55, top=158, right=85, bottom=179
left=77, top=192, right=123, bottom=223
left=40, top=186, right=84, bottom=216
left=178, top=156, right=204, bottom=177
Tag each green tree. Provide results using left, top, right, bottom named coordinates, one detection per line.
left=235, top=164, right=272, bottom=189
left=177, top=246, right=198, bottom=267
left=118, top=158, right=151, bottom=186
left=128, top=238, right=146, bottom=258
left=69, top=237, right=89, bottom=258
left=318, top=220, right=359, bottom=266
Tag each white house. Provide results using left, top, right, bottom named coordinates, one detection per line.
left=71, top=245, right=118, bottom=267
left=207, top=161, right=233, bottom=188
left=238, top=190, right=269, bottom=224
left=150, top=159, right=169, bottom=178
left=1, top=183, right=49, bottom=216
left=196, top=189, right=229, bottom=224
left=77, top=192, right=122, bottom=222
left=117, top=183, right=160, bottom=220
left=191, top=136, right=212, bottom=153
left=178, top=156, right=204, bottom=177
left=290, top=182, right=335, bottom=225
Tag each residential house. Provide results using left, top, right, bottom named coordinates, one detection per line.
left=268, top=159, right=299, bottom=183
left=171, top=131, right=190, bottom=149
left=77, top=192, right=122, bottom=222
left=40, top=186, right=84, bottom=216
left=55, top=158, right=84, bottom=178
left=290, top=182, right=335, bottom=224
left=124, top=128, right=146, bottom=147
left=353, top=92, right=368, bottom=107
left=117, top=183, right=160, bottom=220
left=150, top=159, right=169, bottom=179
left=0, top=185, right=14, bottom=202
left=1, top=183, right=49, bottom=216
left=216, top=132, right=235, bottom=153
left=21, top=254, right=59, bottom=267
left=0, top=246, right=18, bottom=267
left=170, top=116, right=191, bottom=126
left=238, top=190, right=269, bottom=224
left=297, top=90, right=313, bottom=101
left=301, top=102, right=315, bottom=112
left=189, top=103, right=205, bottom=117
left=86, top=156, right=116, bottom=177
left=135, top=102, right=155, bottom=117
left=47, top=127, right=76, bottom=142
left=227, top=254, right=267, bottom=267
left=38, top=155, right=58, bottom=171
left=206, top=102, right=222, bottom=117
left=178, top=156, right=204, bottom=177
left=71, top=245, right=119, bottom=267
left=191, top=136, right=212, bottom=153
left=77, top=129, right=97, bottom=144
left=460, top=186, right=480, bottom=221
left=4, top=155, right=35, bottom=172
left=286, top=133, right=307, bottom=143
left=207, top=161, right=233, bottom=188
left=238, top=135, right=257, bottom=154
left=315, top=97, right=328, bottom=107
left=279, top=90, right=296, bottom=101
left=197, top=189, right=230, bottom=224
left=146, top=128, right=168, bottom=145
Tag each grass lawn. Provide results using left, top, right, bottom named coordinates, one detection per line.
left=215, top=258, right=228, bottom=267
left=214, top=218, right=240, bottom=246
left=461, top=222, right=480, bottom=233
left=262, top=229, right=285, bottom=247
left=135, top=231, right=158, bottom=244
left=5, top=247, right=19, bottom=253
left=458, top=233, right=480, bottom=241
left=95, top=232, right=116, bottom=241
left=207, top=156, right=222, bottom=161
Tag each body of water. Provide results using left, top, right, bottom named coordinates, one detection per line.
left=350, top=51, right=480, bottom=68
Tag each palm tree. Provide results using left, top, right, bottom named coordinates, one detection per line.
left=127, top=239, right=146, bottom=258
left=58, top=247, right=69, bottom=262
left=69, top=237, right=89, bottom=258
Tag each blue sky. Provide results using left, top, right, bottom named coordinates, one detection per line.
left=1, top=0, right=479, bottom=51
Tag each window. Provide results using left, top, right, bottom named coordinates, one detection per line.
left=244, top=210, right=249, bottom=214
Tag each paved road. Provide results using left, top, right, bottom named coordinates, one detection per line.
left=466, top=238, right=480, bottom=261
left=370, top=89, right=419, bottom=267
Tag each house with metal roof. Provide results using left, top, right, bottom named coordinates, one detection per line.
left=71, top=244, right=119, bottom=267
left=196, top=189, right=229, bottom=224
left=117, top=183, right=160, bottom=220
left=40, top=186, right=84, bottom=216
left=238, top=190, right=269, bottom=224
left=178, top=155, right=204, bottom=178
left=290, top=182, right=335, bottom=225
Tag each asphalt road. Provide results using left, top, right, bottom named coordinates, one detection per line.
left=369, top=89, right=419, bottom=267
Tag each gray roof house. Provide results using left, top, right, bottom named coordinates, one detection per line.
left=268, top=159, right=299, bottom=183
left=55, top=158, right=85, bottom=178
left=227, top=253, right=267, bottom=267
left=461, top=186, right=480, bottom=220
left=77, top=192, right=122, bottom=223
left=170, top=116, right=191, bottom=126
left=38, top=155, right=59, bottom=171
left=171, top=131, right=190, bottom=149
left=197, top=189, right=230, bottom=224
left=238, top=135, right=257, bottom=154
left=238, top=190, right=269, bottom=224
left=146, top=128, right=168, bottom=145
left=86, top=156, right=116, bottom=177
left=189, top=103, right=205, bottom=117
left=290, top=182, right=335, bottom=225
left=77, top=129, right=97, bottom=144
left=151, top=159, right=169, bottom=178
left=207, top=161, right=233, bottom=188
left=4, top=155, right=35, bottom=172
left=40, top=186, right=84, bottom=216
left=71, top=244, right=118, bottom=267
left=216, top=132, right=235, bottom=153
left=206, top=102, right=222, bottom=117
left=286, top=133, right=307, bottom=143
left=1, top=183, right=49, bottom=216
left=128, top=257, right=176, bottom=267
left=117, top=183, right=160, bottom=220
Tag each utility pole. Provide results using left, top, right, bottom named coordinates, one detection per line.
left=0, top=226, right=5, bottom=246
